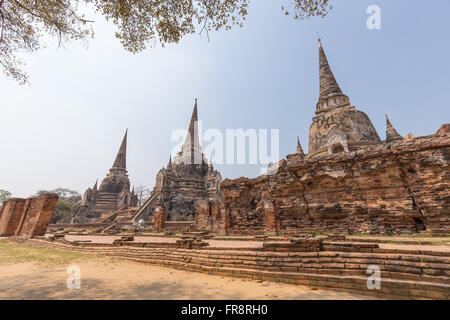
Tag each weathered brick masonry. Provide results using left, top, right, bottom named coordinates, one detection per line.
left=0, top=198, right=25, bottom=236
left=195, top=126, right=449, bottom=236
left=0, top=194, right=58, bottom=237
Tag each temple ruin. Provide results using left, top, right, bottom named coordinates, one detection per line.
left=59, top=130, right=138, bottom=224
left=131, top=99, right=222, bottom=224
left=193, top=40, right=450, bottom=236
left=54, top=40, right=448, bottom=236
left=4, top=37, right=448, bottom=302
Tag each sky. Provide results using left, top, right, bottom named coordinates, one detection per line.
left=1, top=0, right=449, bottom=198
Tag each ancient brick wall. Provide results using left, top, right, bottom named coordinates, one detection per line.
left=0, top=199, right=26, bottom=236
left=194, top=200, right=211, bottom=231
left=0, top=194, right=58, bottom=237
left=194, top=200, right=228, bottom=234
left=152, top=205, right=166, bottom=232
left=16, top=194, right=59, bottom=237
left=201, top=126, right=449, bottom=236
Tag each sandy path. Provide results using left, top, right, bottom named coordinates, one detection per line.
left=65, top=235, right=179, bottom=244
left=0, top=257, right=373, bottom=300
left=65, top=235, right=266, bottom=248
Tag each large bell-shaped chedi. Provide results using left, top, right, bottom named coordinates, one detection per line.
left=307, top=39, right=381, bottom=158
left=58, top=130, right=138, bottom=224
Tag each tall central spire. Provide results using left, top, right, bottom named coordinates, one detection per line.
left=315, top=39, right=349, bottom=114
left=186, top=98, right=200, bottom=151
left=112, top=129, right=127, bottom=170
left=174, top=99, right=204, bottom=165
left=318, top=39, right=344, bottom=102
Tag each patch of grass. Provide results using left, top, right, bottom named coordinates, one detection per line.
left=347, top=233, right=379, bottom=238
left=0, top=239, right=99, bottom=266
left=386, top=241, right=399, bottom=245
left=410, top=233, right=450, bottom=239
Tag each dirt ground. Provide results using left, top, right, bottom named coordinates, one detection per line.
left=0, top=239, right=373, bottom=300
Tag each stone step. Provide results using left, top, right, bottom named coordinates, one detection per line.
left=95, top=205, right=116, bottom=209
left=97, top=196, right=118, bottom=200
left=96, top=201, right=117, bottom=205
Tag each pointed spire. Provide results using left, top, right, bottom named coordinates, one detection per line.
left=172, top=98, right=206, bottom=166
left=167, top=155, right=173, bottom=170
left=93, top=180, right=98, bottom=191
left=385, top=115, right=403, bottom=143
left=182, top=99, right=202, bottom=164
left=112, top=129, right=127, bottom=170
left=188, top=98, right=198, bottom=142
left=318, top=39, right=344, bottom=103
left=296, top=137, right=305, bottom=155
left=208, top=160, right=213, bottom=172
left=131, top=186, right=135, bottom=194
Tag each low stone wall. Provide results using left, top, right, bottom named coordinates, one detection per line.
left=164, top=221, right=195, bottom=233
left=10, top=236, right=450, bottom=299
left=0, top=194, right=58, bottom=237
left=49, top=223, right=111, bottom=229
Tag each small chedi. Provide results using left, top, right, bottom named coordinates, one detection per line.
left=194, top=40, right=449, bottom=236
left=59, top=130, right=138, bottom=224
left=132, top=100, right=222, bottom=223
left=0, top=194, right=58, bottom=237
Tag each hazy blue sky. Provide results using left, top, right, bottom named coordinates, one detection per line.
left=1, top=0, right=449, bottom=197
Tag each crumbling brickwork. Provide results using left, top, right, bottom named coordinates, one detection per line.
left=194, top=200, right=228, bottom=234
left=197, top=126, right=449, bottom=236
left=0, top=194, right=58, bottom=237
left=0, top=198, right=26, bottom=236
left=194, top=200, right=212, bottom=231
left=152, top=205, right=166, bottom=232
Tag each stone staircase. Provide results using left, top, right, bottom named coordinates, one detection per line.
left=131, top=193, right=158, bottom=222
left=94, top=192, right=119, bottom=212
